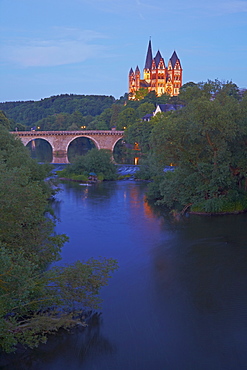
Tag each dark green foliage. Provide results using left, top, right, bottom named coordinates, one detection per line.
left=1, top=91, right=182, bottom=132
left=59, top=149, right=117, bottom=181
left=0, top=95, right=116, bottom=128
left=146, top=81, right=247, bottom=213
left=0, top=126, right=118, bottom=352
left=110, top=104, right=123, bottom=128
left=0, top=110, right=10, bottom=129
left=134, top=154, right=162, bottom=181
left=116, top=108, right=137, bottom=130
left=136, top=102, right=155, bottom=119
left=124, top=118, right=155, bottom=156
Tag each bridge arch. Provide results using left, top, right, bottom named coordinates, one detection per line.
left=111, top=137, right=123, bottom=152
left=26, top=138, right=53, bottom=163
left=22, top=137, right=55, bottom=152
left=66, top=135, right=100, bottom=152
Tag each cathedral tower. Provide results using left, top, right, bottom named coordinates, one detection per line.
left=143, top=39, right=152, bottom=84
left=128, top=40, right=182, bottom=100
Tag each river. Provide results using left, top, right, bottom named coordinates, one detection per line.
left=2, top=180, right=247, bottom=369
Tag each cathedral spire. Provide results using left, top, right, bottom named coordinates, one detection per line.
left=154, top=50, right=163, bottom=67
left=144, top=39, right=153, bottom=70
left=169, top=51, right=181, bottom=68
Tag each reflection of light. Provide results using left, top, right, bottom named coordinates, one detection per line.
left=81, top=188, right=89, bottom=200
left=143, top=198, right=155, bottom=219
left=134, top=142, right=140, bottom=150
left=134, top=157, right=139, bottom=165
left=31, top=140, right=36, bottom=150
left=129, top=187, right=156, bottom=220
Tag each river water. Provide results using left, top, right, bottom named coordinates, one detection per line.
left=2, top=180, right=247, bottom=369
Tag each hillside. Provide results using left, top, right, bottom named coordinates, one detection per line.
left=0, top=94, right=117, bottom=126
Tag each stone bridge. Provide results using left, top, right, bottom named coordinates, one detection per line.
left=12, top=130, right=124, bottom=163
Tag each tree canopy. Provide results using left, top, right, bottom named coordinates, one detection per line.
left=59, top=148, right=118, bottom=181
left=0, top=124, right=117, bottom=353
left=1, top=91, right=176, bottom=132
left=0, top=95, right=116, bottom=128
left=144, top=81, right=247, bottom=213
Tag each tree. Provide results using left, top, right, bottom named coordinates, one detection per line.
left=0, top=95, right=116, bottom=128
left=134, top=87, right=149, bottom=101
left=0, top=110, right=10, bottom=129
left=124, top=119, right=154, bottom=155
left=116, top=108, right=137, bottom=130
left=148, top=81, right=247, bottom=213
left=136, top=102, right=155, bottom=119
left=110, top=104, right=123, bottom=128
left=67, top=111, right=85, bottom=130
left=0, top=126, right=118, bottom=352
left=63, top=148, right=117, bottom=181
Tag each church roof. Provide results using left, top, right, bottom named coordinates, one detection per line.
left=154, top=50, right=163, bottom=67
left=144, top=40, right=153, bottom=70
left=169, top=51, right=181, bottom=68
left=135, top=66, right=140, bottom=73
left=140, top=80, right=150, bottom=88
left=129, top=68, right=134, bottom=75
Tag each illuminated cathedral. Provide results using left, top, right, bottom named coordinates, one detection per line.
left=128, top=40, right=182, bottom=100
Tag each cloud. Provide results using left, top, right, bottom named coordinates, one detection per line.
left=189, top=0, right=247, bottom=14
left=83, top=0, right=247, bottom=19
left=77, top=0, right=163, bottom=15
left=220, top=1, right=247, bottom=13
left=0, top=28, right=108, bottom=67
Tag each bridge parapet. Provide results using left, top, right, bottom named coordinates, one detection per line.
left=13, top=130, right=124, bottom=136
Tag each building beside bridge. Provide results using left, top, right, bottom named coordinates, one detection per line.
left=128, top=39, right=182, bottom=100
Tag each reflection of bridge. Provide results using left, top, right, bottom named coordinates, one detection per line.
left=12, top=130, right=124, bottom=164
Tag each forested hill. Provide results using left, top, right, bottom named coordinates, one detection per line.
left=0, top=94, right=117, bottom=126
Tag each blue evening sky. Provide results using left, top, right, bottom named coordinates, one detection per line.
left=0, top=0, right=247, bottom=102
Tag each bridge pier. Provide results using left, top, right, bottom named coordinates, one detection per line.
left=52, top=150, right=69, bottom=164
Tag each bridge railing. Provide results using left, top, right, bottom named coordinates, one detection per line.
left=12, top=130, right=124, bottom=136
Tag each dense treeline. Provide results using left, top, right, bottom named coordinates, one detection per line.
left=127, top=81, right=247, bottom=214
left=0, top=91, right=173, bottom=131
left=0, top=118, right=117, bottom=353
left=0, top=94, right=117, bottom=129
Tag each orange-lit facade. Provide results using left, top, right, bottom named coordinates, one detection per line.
left=129, top=40, right=182, bottom=100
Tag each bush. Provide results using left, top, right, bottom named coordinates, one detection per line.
left=191, top=193, right=247, bottom=214
left=59, top=149, right=117, bottom=181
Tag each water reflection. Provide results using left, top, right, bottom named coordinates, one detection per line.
left=0, top=314, right=115, bottom=370
left=59, top=181, right=116, bottom=204
left=2, top=182, right=247, bottom=369
left=150, top=213, right=247, bottom=369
